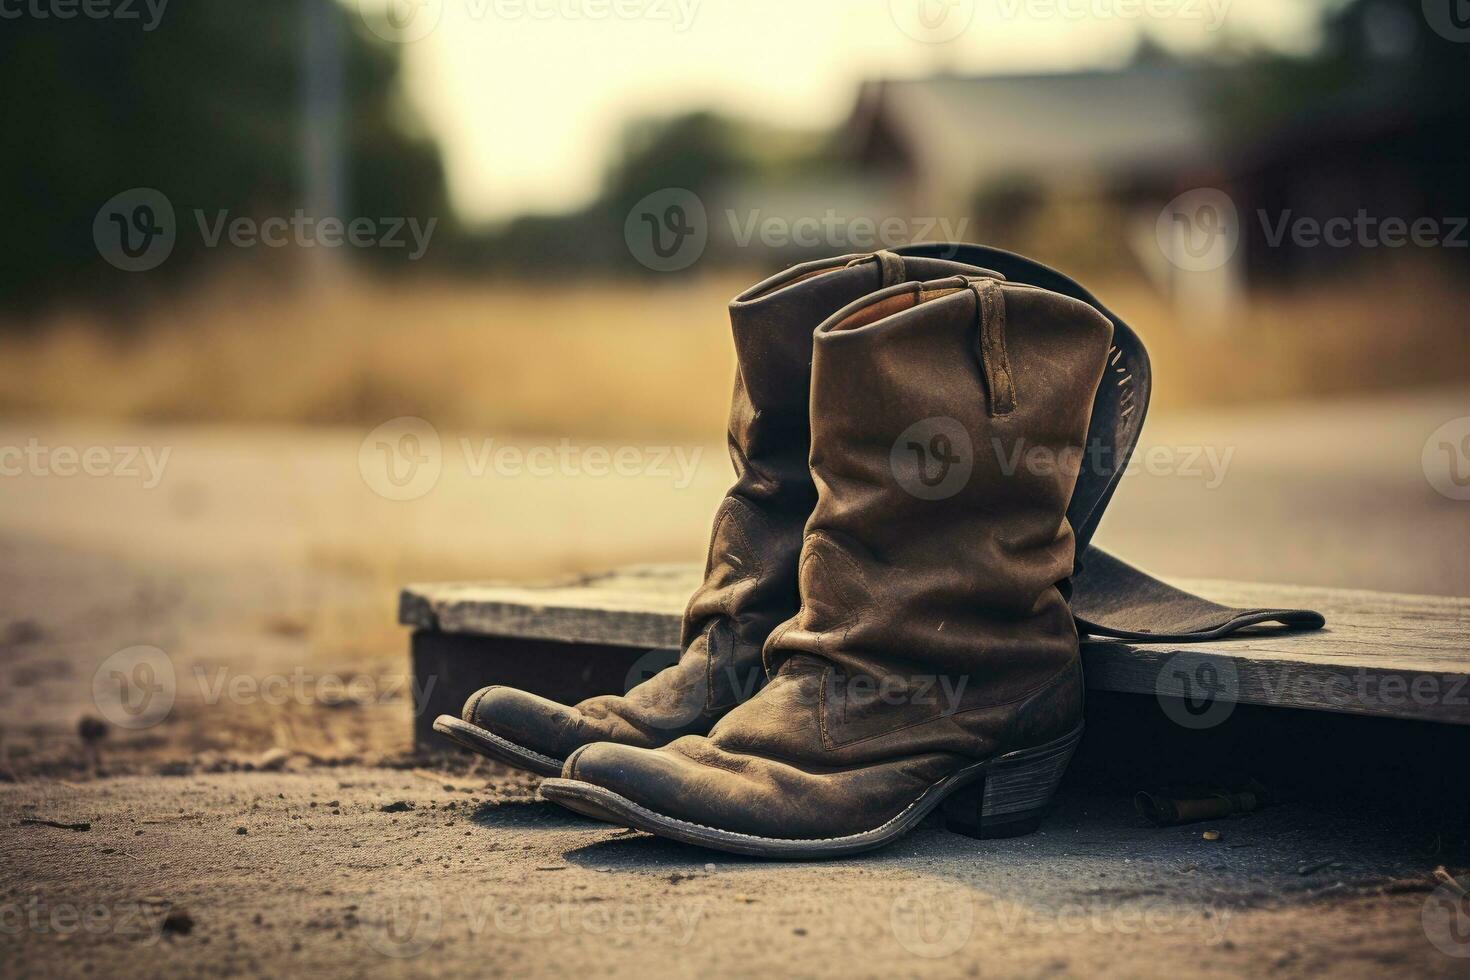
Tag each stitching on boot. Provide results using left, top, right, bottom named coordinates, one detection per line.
left=556, top=761, right=990, bottom=845
left=702, top=499, right=768, bottom=705
left=464, top=686, right=493, bottom=724
left=552, top=729, right=1083, bottom=849
left=484, top=729, right=564, bottom=770
left=971, top=280, right=1017, bottom=417
left=762, top=531, right=869, bottom=681
left=704, top=619, right=733, bottom=712
left=701, top=499, right=735, bottom=579
left=699, top=496, right=768, bottom=598
left=874, top=250, right=907, bottom=287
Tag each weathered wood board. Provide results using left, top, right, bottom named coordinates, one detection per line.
left=402, top=564, right=1470, bottom=732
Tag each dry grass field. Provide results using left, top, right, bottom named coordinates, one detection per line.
left=1, top=264, right=1466, bottom=438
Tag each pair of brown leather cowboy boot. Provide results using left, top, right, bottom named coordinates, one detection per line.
left=435, top=245, right=1322, bottom=859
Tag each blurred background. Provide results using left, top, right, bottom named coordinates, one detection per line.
left=1, top=0, right=1467, bottom=772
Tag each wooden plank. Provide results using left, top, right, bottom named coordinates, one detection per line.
left=400, top=565, right=1470, bottom=725
left=399, top=564, right=690, bottom=648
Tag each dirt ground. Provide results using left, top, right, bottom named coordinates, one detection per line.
left=2, top=770, right=1466, bottom=979
left=2, top=386, right=1469, bottom=977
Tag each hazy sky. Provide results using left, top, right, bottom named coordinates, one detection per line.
left=362, top=0, right=1324, bottom=224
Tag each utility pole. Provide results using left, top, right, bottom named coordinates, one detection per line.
left=301, top=0, right=347, bottom=278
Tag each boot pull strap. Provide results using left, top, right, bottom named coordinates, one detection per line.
left=969, top=280, right=1016, bottom=417
left=847, top=250, right=908, bottom=287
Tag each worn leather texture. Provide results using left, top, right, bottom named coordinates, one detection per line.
left=895, top=243, right=1324, bottom=643
left=561, top=276, right=1109, bottom=838
left=1072, top=548, right=1326, bottom=640
left=464, top=251, right=996, bottom=760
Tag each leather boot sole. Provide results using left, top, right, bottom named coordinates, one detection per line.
left=432, top=715, right=565, bottom=778
left=539, top=726, right=1082, bottom=859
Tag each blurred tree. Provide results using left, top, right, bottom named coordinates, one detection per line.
left=600, top=111, right=750, bottom=217
left=0, top=0, right=450, bottom=319
left=483, top=109, right=833, bottom=275
left=1209, top=0, right=1470, bottom=139
left=1205, top=0, right=1470, bottom=281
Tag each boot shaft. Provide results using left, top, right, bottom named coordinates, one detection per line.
left=767, top=276, right=1113, bottom=697
left=682, top=253, right=1000, bottom=649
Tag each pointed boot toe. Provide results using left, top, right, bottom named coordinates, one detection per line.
left=432, top=686, right=586, bottom=777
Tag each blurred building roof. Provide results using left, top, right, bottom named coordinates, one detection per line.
left=845, top=66, right=1221, bottom=212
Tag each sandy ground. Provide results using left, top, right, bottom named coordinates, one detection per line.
left=2, top=386, right=1468, bottom=976
left=3, top=770, right=1465, bottom=979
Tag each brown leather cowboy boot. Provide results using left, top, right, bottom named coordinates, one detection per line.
left=540, top=274, right=1112, bottom=856
left=433, top=252, right=996, bottom=775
